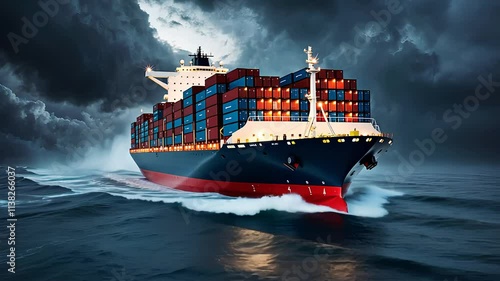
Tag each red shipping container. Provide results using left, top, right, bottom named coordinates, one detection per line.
left=173, top=100, right=183, bottom=112
left=272, top=99, right=282, bottom=110
left=319, top=79, right=328, bottom=89
left=205, top=95, right=220, bottom=107
left=248, top=88, right=256, bottom=98
left=352, top=90, right=358, bottom=101
left=345, top=101, right=353, bottom=112
left=254, top=77, right=263, bottom=87
left=318, top=69, right=328, bottom=79
left=345, top=90, right=352, bottom=101
left=206, top=115, right=221, bottom=128
left=257, top=99, right=265, bottom=110
left=256, top=88, right=264, bottom=98
left=226, top=68, right=247, bottom=82
left=246, top=69, right=260, bottom=77
left=353, top=102, right=359, bottom=112
left=353, top=113, right=359, bottom=122
left=159, top=131, right=164, bottom=139
left=337, top=101, right=345, bottom=112
left=206, top=105, right=220, bottom=118
left=166, top=114, right=173, bottom=122
left=166, top=129, right=173, bottom=136
left=320, top=90, right=328, bottom=101
left=207, top=126, right=220, bottom=140
left=264, top=99, right=273, bottom=110
left=282, top=100, right=291, bottom=110
left=291, top=100, right=300, bottom=111
left=336, top=79, right=345, bottom=89
left=262, top=77, right=271, bottom=87
left=293, top=79, right=309, bottom=88
left=264, top=87, right=273, bottom=98
left=205, top=74, right=227, bottom=88
left=272, top=88, right=281, bottom=99
left=222, top=87, right=248, bottom=103
left=174, top=110, right=183, bottom=119
left=350, top=79, right=357, bottom=90
left=334, top=70, right=343, bottom=80
left=184, top=105, right=193, bottom=116
left=153, top=120, right=159, bottom=127
left=174, top=127, right=182, bottom=135
left=271, top=77, right=280, bottom=87
left=281, top=88, right=291, bottom=99
left=191, top=86, right=205, bottom=95
left=184, top=132, right=194, bottom=144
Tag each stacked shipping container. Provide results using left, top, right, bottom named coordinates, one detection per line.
left=131, top=68, right=372, bottom=149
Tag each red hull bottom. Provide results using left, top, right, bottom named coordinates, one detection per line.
left=141, top=169, right=348, bottom=213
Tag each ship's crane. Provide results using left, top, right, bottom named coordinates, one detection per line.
left=144, top=67, right=176, bottom=92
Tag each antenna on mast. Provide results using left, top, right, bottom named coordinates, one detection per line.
left=303, top=46, right=321, bottom=138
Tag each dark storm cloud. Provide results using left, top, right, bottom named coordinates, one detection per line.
left=184, top=0, right=500, bottom=163
left=0, top=0, right=174, bottom=111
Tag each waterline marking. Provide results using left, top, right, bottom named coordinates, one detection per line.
left=6, top=166, right=17, bottom=274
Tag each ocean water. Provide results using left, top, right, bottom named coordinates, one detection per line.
left=0, top=165, right=499, bottom=281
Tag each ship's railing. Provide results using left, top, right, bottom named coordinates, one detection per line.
left=247, top=115, right=381, bottom=132
left=130, top=142, right=220, bottom=153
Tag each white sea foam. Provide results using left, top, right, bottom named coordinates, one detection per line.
left=24, top=169, right=403, bottom=217
left=345, top=185, right=404, bottom=218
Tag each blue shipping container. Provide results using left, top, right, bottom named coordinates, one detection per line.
left=248, top=99, right=257, bottom=109
left=166, top=121, right=173, bottom=130
left=196, top=110, right=206, bottom=121
left=183, top=97, right=193, bottom=107
left=195, top=90, right=206, bottom=103
left=223, top=122, right=239, bottom=137
left=223, top=99, right=248, bottom=114
left=364, top=90, right=371, bottom=101
left=299, top=88, right=308, bottom=98
left=280, top=73, right=293, bottom=87
left=196, top=100, right=206, bottom=113
left=183, top=123, right=193, bottom=134
left=183, top=88, right=193, bottom=99
left=223, top=111, right=248, bottom=125
left=184, top=115, right=193, bottom=124
left=328, top=90, right=336, bottom=100
left=174, top=118, right=182, bottom=128
left=291, top=111, right=300, bottom=121
left=300, top=100, right=309, bottom=111
left=358, top=90, right=364, bottom=101
left=228, top=76, right=255, bottom=91
left=293, top=67, right=310, bottom=82
left=195, top=130, right=206, bottom=142
left=291, top=88, right=300, bottom=99
left=165, top=137, right=172, bottom=145
left=174, top=135, right=182, bottom=144
left=153, top=127, right=159, bottom=134
left=196, top=120, right=206, bottom=131
left=337, top=90, right=345, bottom=100
left=205, top=84, right=227, bottom=97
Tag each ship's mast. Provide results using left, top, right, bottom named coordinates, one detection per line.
left=304, top=46, right=320, bottom=138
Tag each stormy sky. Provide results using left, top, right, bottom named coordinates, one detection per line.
left=1, top=0, right=499, bottom=168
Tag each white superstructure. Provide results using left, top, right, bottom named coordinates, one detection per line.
left=145, top=47, right=228, bottom=102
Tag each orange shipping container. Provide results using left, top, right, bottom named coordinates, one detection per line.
left=345, top=102, right=353, bottom=112
left=272, top=99, right=282, bottom=110
left=265, top=99, right=273, bottom=110
left=282, top=99, right=291, bottom=110
left=337, top=101, right=345, bottom=112
left=257, top=99, right=265, bottom=110
left=329, top=101, right=337, bottom=112
left=345, top=90, right=352, bottom=101
left=264, top=87, right=273, bottom=98
left=291, top=100, right=300, bottom=111
left=272, top=88, right=281, bottom=99
left=336, top=79, right=344, bottom=89
left=327, top=79, right=336, bottom=89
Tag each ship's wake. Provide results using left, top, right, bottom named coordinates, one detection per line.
left=23, top=169, right=403, bottom=218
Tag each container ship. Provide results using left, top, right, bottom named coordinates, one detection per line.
left=129, top=46, right=393, bottom=213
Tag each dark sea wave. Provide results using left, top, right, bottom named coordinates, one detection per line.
left=0, top=165, right=498, bottom=281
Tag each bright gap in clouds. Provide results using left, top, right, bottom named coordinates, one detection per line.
left=138, top=0, right=240, bottom=65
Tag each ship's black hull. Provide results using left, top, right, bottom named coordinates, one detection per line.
left=130, top=136, right=392, bottom=212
